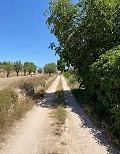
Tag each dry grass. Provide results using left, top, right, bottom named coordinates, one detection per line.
left=51, top=77, right=67, bottom=136
left=0, top=90, right=35, bottom=135
left=0, top=71, right=32, bottom=78
left=13, top=97, right=35, bottom=120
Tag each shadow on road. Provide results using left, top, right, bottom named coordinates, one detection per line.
left=37, top=89, right=119, bottom=154
left=37, top=92, right=55, bottom=108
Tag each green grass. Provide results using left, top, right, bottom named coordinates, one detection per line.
left=54, top=106, right=67, bottom=125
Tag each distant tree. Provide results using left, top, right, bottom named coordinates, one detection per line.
left=23, top=65, right=27, bottom=76
left=32, top=65, right=37, bottom=74
left=2, top=62, right=14, bottom=77
left=38, top=67, right=42, bottom=74
left=3, top=61, right=8, bottom=65
left=57, top=59, right=65, bottom=73
left=44, top=63, right=57, bottom=75
left=24, top=62, right=37, bottom=75
left=0, top=62, right=2, bottom=69
left=14, top=61, right=22, bottom=76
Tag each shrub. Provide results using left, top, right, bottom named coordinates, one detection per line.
left=85, top=45, right=120, bottom=138
left=63, top=72, right=70, bottom=78
left=14, top=77, right=46, bottom=96
left=68, top=77, right=77, bottom=86
left=0, top=89, right=18, bottom=129
left=0, top=89, right=18, bottom=111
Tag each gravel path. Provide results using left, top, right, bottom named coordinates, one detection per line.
left=61, top=76, right=118, bottom=154
left=0, top=76, right=60, bottom=154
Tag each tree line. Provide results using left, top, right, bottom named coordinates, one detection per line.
left=0, top=61, right=57, bottom=77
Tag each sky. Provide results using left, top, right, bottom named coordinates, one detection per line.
left=0, top=0, right=78, bottom=68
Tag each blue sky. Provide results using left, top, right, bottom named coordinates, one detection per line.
left=0, top=0, right=77, bottom=68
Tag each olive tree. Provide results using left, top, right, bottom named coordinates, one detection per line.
left=24, top=62, right=37, bottom=75
left=2, top=62, right=14, bottom=77
left=14, top=61, right=22, bottom=76
left=44, top=63, right=57, bottom=75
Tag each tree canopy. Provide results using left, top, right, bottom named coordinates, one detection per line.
left=2, top=62, right=14, bottom=77
left=0, top=61, right=39, bottom=77
left=24, top=62, right=37, bottom=75
left=46, top=0, right=120, bottom=76
left=44, top=63, right=57, bottom=74
left=57, top=59, right=65, bottom=72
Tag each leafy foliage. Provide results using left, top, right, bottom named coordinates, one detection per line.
left=57, top=59, right=65, bottom=72
left=24, top=62, right=37, bottom=75
left=84, top=46, right=120, bottom=140
left=46, top=0, right=120, bottom=75
left=44, top=63, right=57, bottom=74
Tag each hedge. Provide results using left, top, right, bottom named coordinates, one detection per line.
left=85, top=45, right=120, bottom=138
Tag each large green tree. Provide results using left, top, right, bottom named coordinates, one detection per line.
left=46, top=0, right=120, bottom=78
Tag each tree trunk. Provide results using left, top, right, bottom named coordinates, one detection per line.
left=7, top=72, right=9, bottom=77
left=17, top=71, right=19, bottom=76
left=24, top=71, right=26, bottom=76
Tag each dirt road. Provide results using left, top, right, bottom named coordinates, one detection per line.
left=0, top=75, right=118, bottom=154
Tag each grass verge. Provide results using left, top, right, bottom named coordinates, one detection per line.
left=51, top=76, right=67, bottom=136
